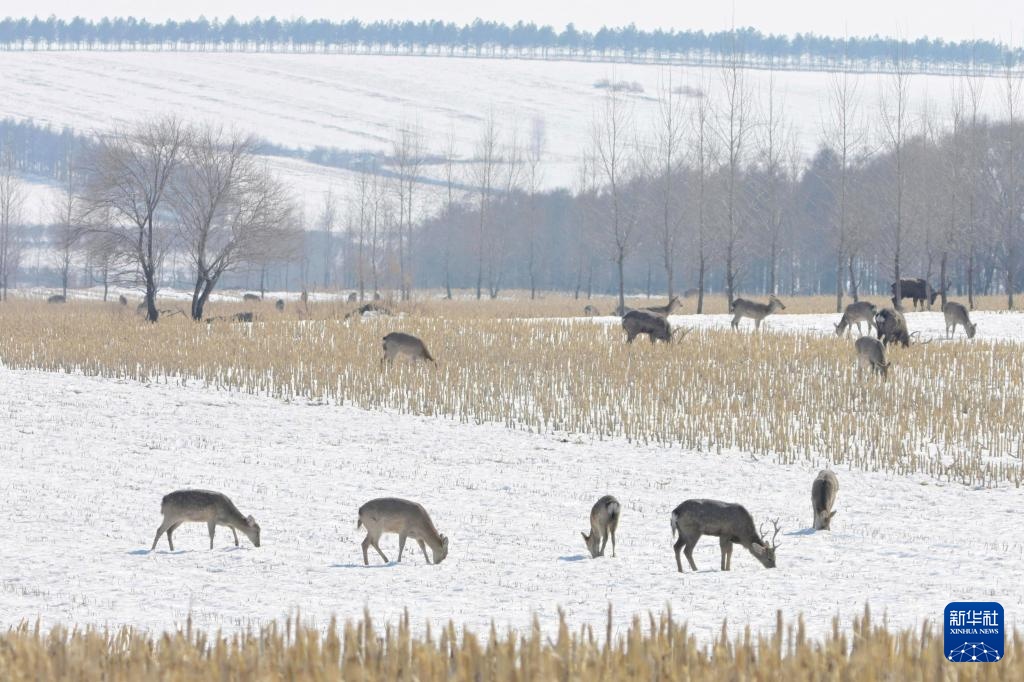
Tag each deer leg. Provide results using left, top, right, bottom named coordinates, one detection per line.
left=731, top=315, right=740, bottom=330
left=370, top=535, right=389, bottom=563
left=755, top=318, right=762, bottom=330
left=166, top=522, right=182, bottom=551
left=152, top=519, right=170, bottom=551
left=673, top=535, right=686, bottom=573
left=231, top=527, right=239, bottom=547
left=417, top=539, right=430, bottom=564
left=719, top=538, right=733, bottom=571
left=610, top=525, right=617, bottom=558
left=208, top=521, right=216, bottom=550
left=599, top=530, right=608, bottom=556
left=397, top=533, right=407, bottom=562
left=361, top=535, right=371, bottom=565
left=683, top=535, right=699, bottom=571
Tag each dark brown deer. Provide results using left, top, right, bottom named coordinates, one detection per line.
left=621, top=309, right=673, bottom=343
left=671, top=499, right=780, bottom=571
left=890, top=278, right=939, bottom=311
left=381, top=332, right=435, bottom=366
left=730, top=295, right=786, bottom=330
left=834, top=301, right=877, bottom=337
left=874, top=308, right=909, bottom=347
left=275, top=299, right=285, bottom=312
left=581, top=495, right=620, bottom=558
left=47, top=294, right=66, bottom=304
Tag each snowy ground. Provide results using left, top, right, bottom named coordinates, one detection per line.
left=0, top=51, right=1009, bottom=214
left=0, top=366, right=1021, bottom=641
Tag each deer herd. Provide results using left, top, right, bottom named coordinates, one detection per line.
left=147, top=279, right=973, bottom=572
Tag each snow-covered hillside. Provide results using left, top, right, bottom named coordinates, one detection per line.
left=0, top=366, right=1019, bottom=641
left=0, top=51, right=1010, bottom=213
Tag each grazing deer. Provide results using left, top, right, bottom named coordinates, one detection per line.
left=118, top=295, right=128, bottom=306
left=581, top=495, right=620, bottom=558
left=151, top=489, right=261, bottom=551
left=232, top=311, right=255, bottom=323
left=730, top=295, right=786, bottom=330
left=347, top=292, right=358, bottom=302
left=357, top=497, right=449, bottom=565
left=275, top=299, right=285, bottom=311
left=943, top=301, right=976, bottom=339
left=671, top=499, right=779, bottom=571
left=874, top=308, right=909, bottom=348
left=382, top=332, right=435, bottom=366
left=47, top=294, right=66, bottom=304
left=583, top=304, right=601, bottom=316
left=242, top=293, right=260, bottom=302
left=621, top=309, right=673, bottom=343
left=645, top=296, right=681, bottom=315
left=812, top=470, right=839, bottom=531
left=855, top=336, right=890, bottom=378
left=834, top=301, right=877, bottom=337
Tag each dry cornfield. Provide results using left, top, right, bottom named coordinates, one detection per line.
left=0, top=299, right=1021, bottom=486
left=0, top=607, right=1016, bottom=681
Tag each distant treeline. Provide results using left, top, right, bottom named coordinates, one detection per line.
left=0, top=16, right=1020, bottom=75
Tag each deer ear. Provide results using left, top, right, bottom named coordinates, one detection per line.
left=581, top=532, right=589, bottom=542
left=829, top=511, right=837, bottom=519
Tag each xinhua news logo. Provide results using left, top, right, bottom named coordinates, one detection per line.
left=944, top=602, right=1004, bottom=663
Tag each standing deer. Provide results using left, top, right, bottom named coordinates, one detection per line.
left=874, top=308, right=909, bottom=348
left=855, top=336, right=890, bottom=378
left=622, top=309, right=675, bottom=343
left=812, top=470, right=839, bottom=531
left=834, top=301, right=878, bottom=337
left=242, top=293, right=261, bottom=302
left=671, top=499, right=780, bottom=571
left=943, top=301, right=977, bottom=339
left=890, top=278, right=939, bottom=311
left=151, top=489, right=261, bottom=551
left=381, top=332, right=435, bottom=366
left=357, top=497, right=449, bottom=565
left=645, top=296, right=681, bottom=315
left=581, top=495, right=620, bottom=558
left=730, top=295, right=786, bottom=330
left=583, top=304, right=601, bottom=316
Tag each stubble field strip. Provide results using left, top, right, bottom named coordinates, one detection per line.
left=0, top=300, right=1021, bottom=485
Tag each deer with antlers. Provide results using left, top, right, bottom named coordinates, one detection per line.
left=671, top=499, right=780, bottom=571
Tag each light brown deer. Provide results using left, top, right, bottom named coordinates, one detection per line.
left=943, top=301, right=977, bottom=339
left=834, top=301, right=877, bottom=337
left=855, top=335, right=890, bottom=378
left=151, top=489, right=261, bottom=551
left=730, top=295, right=786, bottom=330
left=812, top=470, right=839, bottom=531
left=381, top=332, right=435, bottom=367
left=645, top=296, right=681, bottom=315
left=671, top=499, right=780, bottom=571
left=357, top=497, right=449, bottom=565
left=581, top=495, right=620, bottom=558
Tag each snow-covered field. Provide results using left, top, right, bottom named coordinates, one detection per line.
left=0, top=365, right=1020, bottom=641
left=0, top=51, right=1010, bottom=213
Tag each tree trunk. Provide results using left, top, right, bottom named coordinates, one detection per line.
left=967, top=247, right=975, bottom=310
left=616, top=251, right=625, bottom=314
left=848, top=255, right=859, bottom=302
left=939, top=252, right=948, bottom=308
left=835, top=252, right=844, bottom=312
left=696, top=254, right=706, bottom=314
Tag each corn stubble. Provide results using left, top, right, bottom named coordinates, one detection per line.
left=0, top=300, right=1020, bottom=486
left=0, top=608, right=1017, bottom=681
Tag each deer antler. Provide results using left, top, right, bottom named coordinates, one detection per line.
left=760, top=519, right=782, bottom=550
left=672, top=328, right=692, bottom=344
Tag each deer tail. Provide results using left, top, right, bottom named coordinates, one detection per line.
left=356, top=517, right=363, bottom=530
left=670, top=510, right=678, bottom=538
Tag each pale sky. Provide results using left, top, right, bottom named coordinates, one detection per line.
left=1, top=1, right=1021, bottom=45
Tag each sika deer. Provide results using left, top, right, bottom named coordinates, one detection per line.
left=151, top=489, right=261, bottom=551
left=381, top=332, right=435, bottom=366
left=357, top=497, right=449, bottom=565
left=622, top=309, right=676, bottom=343
left=730, top=295, right=786, bottom=330
left=581, top=495, right=620, bottom=558
left=943, top=301, right=977, bottom=339
left=874, top=308, right=909, bottom=348
left=834, top=301, right=878, bottom=337
left=812, top=470, right=839, bottom=531
left=855, top=336, right=890, bottom=378
left=671, top=499, right=779, bottom=571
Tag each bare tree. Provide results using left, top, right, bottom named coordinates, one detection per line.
left=525, top=116, right=546, bottom=299
left=1000, top=56, right=1022, bottom=309
left=753, top=72, right=796, bottom=295
left=689, top=76, right=716, bottom=313
left=472, top=111, right=500, bottom=299
left=653, top=69, right=687, bottom=301
left=169, top=126, right=294, bottom=320
left=963, top=69, right=986, bottom=309
left=440, top=129, right=461, bottom=299
left=592, top=84, right=639, bottom=314
left=488, top=120, right=524, bottom=298
left=878, top=50, right=913, bottom=310
left=83, top=116, right=188, bottom=321
left=393, top=122, right=425, bottom=300
left=351, top=161, right=373, bottom=301
left=50, top=156, right=85, bottom=298
left=715, top=53, right=755, bottom=306
left=0, top=149, right=26, bottom=301
left=823, top=68, right=866, bottom=310
left=319, top=187, right=338, bottom=289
